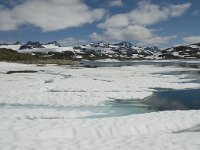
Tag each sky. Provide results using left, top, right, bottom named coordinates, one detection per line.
left=0, top=0, right=200, bottom=48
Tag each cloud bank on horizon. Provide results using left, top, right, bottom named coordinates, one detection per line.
left=0, top=0, right=200, bottom=47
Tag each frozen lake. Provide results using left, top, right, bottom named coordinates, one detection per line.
left=0, top=60, right=200, bottom=150
left=1, top=60, right=200, bottom=118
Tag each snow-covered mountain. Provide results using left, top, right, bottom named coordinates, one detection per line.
left=75, top=42, right=161, bottom=59
left=19, top=41, right=45, bottom=49
left=0, top=42, right=22, bottom=50
left=42, top=41, right=61, bottom=48
left=3, top=41, right=200, bottom=60
left=143, top=46, right=160, bottom=54
left=0, top=41, right=162, bottom=59
left=161, top=43, right=200, bottom=59
left=0, top=41, right=59, bottom=50
left=0, top=41, right=160, bottom=57
left=19, top=41, right=61, bottom=49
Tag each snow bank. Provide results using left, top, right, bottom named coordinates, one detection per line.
left=94, top=58, right=121, bottom=62
left=0, top=108, right=200, bottom=150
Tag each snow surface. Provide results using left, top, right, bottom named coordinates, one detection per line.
left=1, top=61, right=200, bottom=106
left=0, top=108, right=200, bottom=150
left=94, top=58, right=121, bottom=62
left=42, top=44, right=60, bottom=49
left=189, top=45, right=200, bottom=49
left=0, top=44, right=21, bottom=50
left=172, top=52, right=181, bottom=56
left=0, top=61, right=200, bottom=150
left=18, top=46, right=74, bottom=53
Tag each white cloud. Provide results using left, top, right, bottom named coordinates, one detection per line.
left=59, top=37, right=87, bottom=47
left=98, top=14, right=129, bottom=29
left=106, top=25, right=152, bottom=41
left=0, top=11, right=18, bottom=31
left=94, top=1, right=190, bottom=46
left=90, top=26, right=176, bottom=46
left=166, top=3, right=191, bottom=17
left=193, top=10, right=200, bottom=16
left=183, top=36, right=200, bottom=44
left=99, top=1, right=191, bottom=28
left=90, top=32, right=107, bottom=42
left=138, top=36, right=176, bottom=46
left=107, top=0, right=123, bottom=7
left=0, top=0, right=106, bottom=32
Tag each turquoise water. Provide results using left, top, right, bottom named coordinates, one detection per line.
left=88, top=100, right=155, bottom=118
left=0, top=100, right=155, bottom=118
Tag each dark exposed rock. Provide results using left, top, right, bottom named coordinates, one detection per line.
left=7, top=70, right=38, bottom=74
left=19, top=41, right=45, bottom=50
left=26, top=41, right=45, bottom=48
left=114, top=42, right=133, bottom=48
left=144, top=46, right=160, bottom=53
left=19, top=45, right=32, bottom=50
left=13, top=41, right=21, bottom=45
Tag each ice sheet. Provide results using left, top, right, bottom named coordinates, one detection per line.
left=0, top=61, right=200, bottom=106
left=0, top=61, right=200, bottom=150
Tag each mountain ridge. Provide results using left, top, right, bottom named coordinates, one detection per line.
left=0, top=41, right=200, bottom=60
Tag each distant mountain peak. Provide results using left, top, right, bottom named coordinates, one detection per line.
left=20, top=41, right=44, bottom=49
left=161, top=43, right=200, bottom=59
left=114, top=42, right=133, bottom=48
left=46, top=41, right=61, bottom=47
left=144, top=46, right=160, bottom=51
left=13, top=41, right=22, bottom=45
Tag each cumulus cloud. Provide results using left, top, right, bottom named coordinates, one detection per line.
left=90, top=27, right=176, bottom=46
left=106, top=25, right=152, bottom=41
left=98, top=1, right=191, bottom=28
left=93, top=1, right=190, bottom=46
left=138, top=36, right=176, bottom=46
left=90, top=25, right=153, bottom=42
left=90, top=32, right=107, bottom=42
left=0, top=0, right=106, bottom=32
left=107, top=0, right=123, bottom=7
left=183, top=36, right=200, bottom=44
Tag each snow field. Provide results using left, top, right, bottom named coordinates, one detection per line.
left=0, top=61, right=200, bottom=150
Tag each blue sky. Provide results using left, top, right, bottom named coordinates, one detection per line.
left=0, top=0, right=200, bottom=48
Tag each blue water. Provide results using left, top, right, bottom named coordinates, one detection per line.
left=143, top=88, right=200, bottom=110
left=80, top=60, right=200, bottom=69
